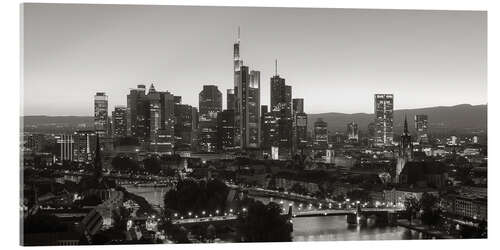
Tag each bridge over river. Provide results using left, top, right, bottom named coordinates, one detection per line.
left=171, top=207, right=403, bottom=227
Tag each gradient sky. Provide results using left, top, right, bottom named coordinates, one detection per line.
left=22, top=4, right=487, bottom=116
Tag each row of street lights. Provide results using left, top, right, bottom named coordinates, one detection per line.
left=172, top=207, right=247, bottom=220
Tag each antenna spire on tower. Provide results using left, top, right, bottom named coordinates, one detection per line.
left=275, top=59, right=278, bottom=76
left=237, top=26, right=240, bottom=42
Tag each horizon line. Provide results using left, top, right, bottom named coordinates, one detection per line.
left=21, top=103, right=487, bottom=117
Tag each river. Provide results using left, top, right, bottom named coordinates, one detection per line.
left=123, top=185, right=424, bottom=241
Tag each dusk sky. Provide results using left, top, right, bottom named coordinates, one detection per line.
left=22, top=3, right=487, bottom=116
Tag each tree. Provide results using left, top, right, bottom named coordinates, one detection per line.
left=290, top=183, right=307, bottom=195
left=420, top=193, right=440, bottom=226
left=237, top=201, right=292, bottom=242
left=163, top=179, right=229, bottom=216
left=143, top=157, right=161, bottom=174
left=404, top=196, right=420, bottom=225
left=111, top=156, right=140, bottom=172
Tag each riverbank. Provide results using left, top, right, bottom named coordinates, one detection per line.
left=396, top=220, right=455, bottom=239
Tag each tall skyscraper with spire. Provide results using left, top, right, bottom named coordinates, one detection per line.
left=233, top=27, right=261, bottom=150
left=270, top=60, right=293, bottom=158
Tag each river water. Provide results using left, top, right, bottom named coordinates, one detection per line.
left=123, top=185, right=423, bottom=241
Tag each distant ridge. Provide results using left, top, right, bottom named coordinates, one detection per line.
left=22, top=104, right=487, bottom=134
left=308, top=104, right=487, bottom=134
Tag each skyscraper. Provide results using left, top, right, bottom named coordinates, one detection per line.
left=270, top=61, right=292, bottom=158
left=217, top=109, right=235, bottom=151
left=233, top=29, right=261, bottom=150
left=198, top=85, right=222, bottom=153
left=127, top=85, right=149, bottom=141
left=292, top=98, right=304, bottom=114
left=148, top=84, right=161, bottom=149
left=313, top=118, right=328, bottom=149
left=72, top=130, right=98, bottom=163
left=199, top=85, right=222, bottom=115
left=294, top=112, right=308, bottom=152
left=292, top=98, right=307, bottom=155
left=174, top=103, right=194, bottom=149
left=111, top=106, right=127, bottom=138
left=415, top=114, right=429, bottom=144
left=94, top=92, right=108, bottom=135
left=154, top=90, right=176, bottom=153
left=347, top=122, right=359, bottom=143
left=227, top=89, right=235, bottom=110
left=374, top=94, right=394, bottom=146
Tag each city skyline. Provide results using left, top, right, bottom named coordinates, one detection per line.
left=23, top=4, right=486, bottom=116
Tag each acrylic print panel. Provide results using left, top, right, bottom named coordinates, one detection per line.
left=20, top=3, right=487, bottom=246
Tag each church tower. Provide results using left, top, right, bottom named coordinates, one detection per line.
left=395, top=115, right=413, bottom=183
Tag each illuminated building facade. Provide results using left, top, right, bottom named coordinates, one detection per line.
left=374, top=94, right=394, bottom=146
left=126, top=85, right=149, bottom=141
left=347, top=121, right=359, bottom=143
left=217, top=109, right=235, bottom=151
left=94, top=92, right=109, bottom=135
left=415, top=114, right=429, bottom=144
left=227, top=88, right=235, bottom=110
left=270, top=61, right=292, bottom=158
left=313, top=118, right=328, bottom=149
left=198, top=85, right=222, bottom=153
left=112, top=106, right=127, bottom=138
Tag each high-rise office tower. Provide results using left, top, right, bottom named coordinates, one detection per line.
left=217, top=109, right=235, bottom=151
left=94, top=92, right=109, bottom=135
left=148, top=84, right=161, bottom=148
left=72, top=130, right=98, bottom=163
left=198, top=85, right=222, bottom=153
left=270, top=60, right=292, bottom=158
left=153, top=90, right=176, bottom=153
left=199, top=85, right=222, bottom=115
left=292, top=98, right=304, bottom=114
left=415, top=114, right=429, bottom=144
left=313, top=118, right=328, bottom=149
left=126, top=84, right=176, bottom=153
left=57, top=134, right=74, bottom=162
left=112, top=106, right=127, bottom=138
left=227, top=89, right=236, bottom=110
left=235, top=66, right=261, bottom=149
left=295, top=112, right=308, bottom=152
left=261, top=110, right=279, bottom=151
left=127, top=85, right=149, bottom=141
left=347, top=122, right=359, bottom=142
left=191, top=107, right=200, bottom=152
left=233, top=30, right=261, bottom=150
left=374, top=94, right=394, bottom=146
left=292, top=98, right=306, bottom=154
left=174, top=103, right=194, bottom=149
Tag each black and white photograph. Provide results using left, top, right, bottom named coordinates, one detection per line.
left=16, top=1, right=489, bottom=246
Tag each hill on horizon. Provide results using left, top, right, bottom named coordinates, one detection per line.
left=308, top=104, right=487, bottom=134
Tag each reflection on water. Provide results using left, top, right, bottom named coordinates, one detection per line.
left=125, top=187, right=423, bottom=241
left=292, top=216, right=423, bottom=241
